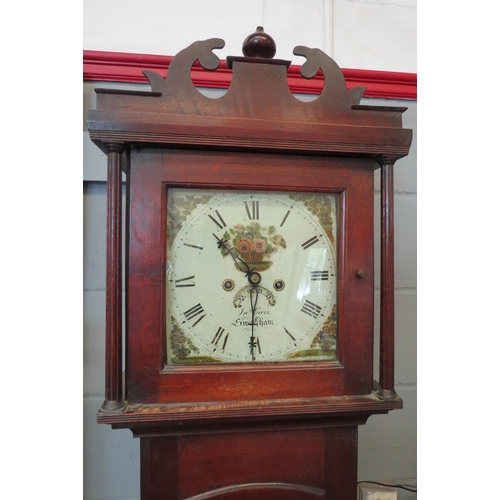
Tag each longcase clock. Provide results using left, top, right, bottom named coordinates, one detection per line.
left=87, top=27, right=412, bottom=500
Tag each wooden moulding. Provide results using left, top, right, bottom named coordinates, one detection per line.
left=87, top=39, right=412, bottom=160
left=97, top=393, right=402, bottom=432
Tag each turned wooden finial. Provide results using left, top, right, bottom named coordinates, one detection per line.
left=242, top=26, right=276, bottom=58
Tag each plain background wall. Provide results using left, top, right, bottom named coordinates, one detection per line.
left=82, top=1, right=417, bottom=499
left=83, top=0, right=417, bottom=72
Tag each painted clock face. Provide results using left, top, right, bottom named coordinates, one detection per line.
left=166, top=188, right=338, bottom=364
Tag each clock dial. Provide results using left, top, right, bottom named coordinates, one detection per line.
left=166, top=189, right=338, bottom=364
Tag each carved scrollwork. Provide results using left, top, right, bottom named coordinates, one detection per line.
left=293, top=45, right=365, bottom=108
left=100, top=28, right=410, bottom=130
left=143, top=38, right=225, bottom=96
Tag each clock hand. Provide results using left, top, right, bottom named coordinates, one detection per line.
left=248, top=283, right=259, bottom=361
left=213, top=233, right=249, bottom=274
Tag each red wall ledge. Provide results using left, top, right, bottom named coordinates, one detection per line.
left=83, top=50, right=416, bottom=100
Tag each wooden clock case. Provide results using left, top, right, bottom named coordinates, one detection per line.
left=87, top=29, right=412, bottom=500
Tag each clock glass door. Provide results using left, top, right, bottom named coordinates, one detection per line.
left=166, top=188, right=339, bottom=365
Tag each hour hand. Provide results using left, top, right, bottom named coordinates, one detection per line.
left=213, top=233, right=251, bottom=275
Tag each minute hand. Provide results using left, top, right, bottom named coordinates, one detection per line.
left=248, top=284, right=259, bottom=361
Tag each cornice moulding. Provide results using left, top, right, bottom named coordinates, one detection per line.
left=83, top=50, right=417, bottom=100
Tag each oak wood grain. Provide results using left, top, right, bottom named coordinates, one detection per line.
left=88, top=32, right=412, bottom=500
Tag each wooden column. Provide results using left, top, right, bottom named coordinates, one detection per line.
left=378, top=159, right=397, bottom=399
left=102, top=143, right=126, bottom=412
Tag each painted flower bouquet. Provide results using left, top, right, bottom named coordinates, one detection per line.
left=222, top=222, right=286, bottom=271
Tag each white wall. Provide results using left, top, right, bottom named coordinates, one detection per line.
left=83, top=0, right=416, bottom=73
left=83, top=2, right=417, bottom=498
